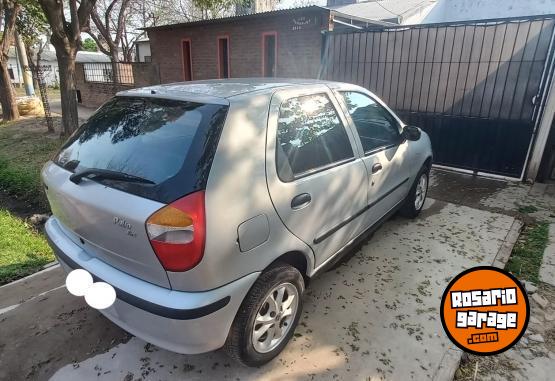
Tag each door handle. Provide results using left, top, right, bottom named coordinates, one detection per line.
left=372, top=163, right=383, bottom=174
left=291, top=193, right=312, bottom=210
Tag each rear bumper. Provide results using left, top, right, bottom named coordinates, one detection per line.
left=45, top=217, right=259, bottom=354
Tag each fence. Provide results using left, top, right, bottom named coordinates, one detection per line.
left=76, top=62, right=160, bottom=108
left=320, top=15, right=555, bottom=178
left=83, top=62, right=134, bottom=84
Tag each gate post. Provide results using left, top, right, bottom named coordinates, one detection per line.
left=526, top=78, right=555, bottom=182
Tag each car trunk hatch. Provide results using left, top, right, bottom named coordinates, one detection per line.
left=43, top=96, right=229, bottom=289
left=44, top=164, right=171, bottom=287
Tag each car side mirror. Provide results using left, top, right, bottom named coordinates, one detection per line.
left=402, top=125, right=421, bottom=141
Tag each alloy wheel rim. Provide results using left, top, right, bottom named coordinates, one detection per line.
left=414, top=173, right=428, bottom=210
left=252, top=282, right=299, bottom=353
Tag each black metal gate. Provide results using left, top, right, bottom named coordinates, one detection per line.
left=320, top=15, right=555, bottom=178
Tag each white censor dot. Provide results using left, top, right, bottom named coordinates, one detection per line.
left=84, top=282, right=117, bottom=310
left=65, top=269, right=93, bottom=296
left=65, top=269, right=116, bottom=309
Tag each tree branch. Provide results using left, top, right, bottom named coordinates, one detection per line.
left=69, top=0, right=80, bottom=42
left=77, top=0, right=97, bottom=32
left=114, top=0, right=131, bottom=46
left=86, top=30, right=111, bottom=56
left=0, top=1, right=22, bottom=60
left=38, top=0, right=68, bottom=47
left=104, top=0, right=117, bottom=35
left=90, top=8, right=109, bottom=42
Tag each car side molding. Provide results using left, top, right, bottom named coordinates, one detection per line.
left=313, top=177, right=409, bottom=244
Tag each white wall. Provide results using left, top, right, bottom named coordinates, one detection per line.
left=38, top=63, right=60, bottom=87
left=136, top=42, right=151, bottom=62
left=401, top=2, right=437, bottom=24
left=7, top=56, right=22, bottom=84
left=423, top=0, right=555, bottom=23
left=7, top=56, right=59, bottom=87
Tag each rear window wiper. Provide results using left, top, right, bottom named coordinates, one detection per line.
left=69, top=168, right=155, bottom=185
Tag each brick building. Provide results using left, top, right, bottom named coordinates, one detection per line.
left=144, top=6, right=386, bottom=83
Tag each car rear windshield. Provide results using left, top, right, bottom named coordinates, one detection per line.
left=53, top=96, right=229, bottom=203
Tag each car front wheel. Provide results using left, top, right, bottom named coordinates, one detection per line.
left=399, top=166, right=429, bottom=218
left=224, top=263, right=304, bottom=366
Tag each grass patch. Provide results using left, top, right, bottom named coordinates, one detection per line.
left=0, top=209, right=54, bottom=285
left=518, top=204, right=539, bottom=214
left=14, top=86, right=60, bottom=99
left=0, top=117, right=63, bottom=211
left=505, top=222, right=549, bottom=283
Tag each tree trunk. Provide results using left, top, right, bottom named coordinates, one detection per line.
left=0, top=0, right=21, bottom=122
left=57, top=52, right=79, bottom=136
left=31, top=68, right=40, bottom=91
left=29, top=53, right=40, bottom=91
left=0, top=61, right=19, bottom=121
left=111, top=51, right=119, bottom=84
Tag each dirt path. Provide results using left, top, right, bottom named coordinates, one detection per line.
left=0, top=266, right=131, bottom=381
left=0, top=189, right=130, bottom=381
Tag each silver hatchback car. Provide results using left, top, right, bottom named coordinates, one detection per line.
left=43, top=79, right=432, bottom=366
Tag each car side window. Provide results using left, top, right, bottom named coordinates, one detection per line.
left=340, top=92, right=402, bottom=153
left=276, top=93, right=354, bottom=182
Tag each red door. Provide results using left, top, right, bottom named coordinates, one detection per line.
left=182, top=40, right=192, bottom=81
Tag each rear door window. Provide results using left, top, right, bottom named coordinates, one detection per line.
left=54, top=96, right=228, bottom=203
left=276, top=93, right=354, bottom=182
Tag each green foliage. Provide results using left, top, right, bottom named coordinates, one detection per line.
left=16, top=0, right=49, bottom=47
left=0, top=117, right=63, bottom=211
left=0, top=157, right=38, bottom=203
left=505, top=222, right=549, bottom=283
left=518, top=205, right=539, bottom=214
left=192, top=0, right=250, bottom=16
left=0, top=209, right=54, bottom=285
left=82, top=37, right=98, bottom=52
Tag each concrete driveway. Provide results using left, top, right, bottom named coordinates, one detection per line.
left=49, top=99, right=96, bottom=120
left=0, top=194, right=519, bottom=381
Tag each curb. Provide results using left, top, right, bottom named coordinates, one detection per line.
left=0, top=262, right=60, bottom=290
left=433, top=347, right=462, bottom=381
left=493, top=218, right=523, bottom=269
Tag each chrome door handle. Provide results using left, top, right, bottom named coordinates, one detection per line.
left=291, top=193, right=312, bottom=210
left=372, top=163, right=383, bottom=174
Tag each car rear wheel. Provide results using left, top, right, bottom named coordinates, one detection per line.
left=399, top=165, right=429, bottom=218
left=224, top=263, right=304, bottom=366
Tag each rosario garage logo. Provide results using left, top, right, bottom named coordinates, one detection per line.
left=440, top=267, right=529, bottom=355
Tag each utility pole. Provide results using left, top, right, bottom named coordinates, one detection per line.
left=15, top=31, right=35, bottom=96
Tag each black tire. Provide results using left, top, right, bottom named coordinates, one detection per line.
left=223, top=263, right=305, bottom=367
left=399, top=165, right=429, bottom=219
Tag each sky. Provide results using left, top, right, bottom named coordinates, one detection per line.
left=277, top=0, right=328, bottom=10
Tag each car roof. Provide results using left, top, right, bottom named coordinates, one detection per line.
left=117, top=78, right=345, bottom=104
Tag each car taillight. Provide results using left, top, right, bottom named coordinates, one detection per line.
left=146, top=191, right=205, bottom=272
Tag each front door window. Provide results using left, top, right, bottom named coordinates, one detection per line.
left=340, top=92, right=402, bottom=153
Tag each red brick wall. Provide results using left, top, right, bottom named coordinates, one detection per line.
left=75, top=63, right=161, bottom=108
left=148, top=9, right=329, bottom=83
left=75, top=63, right=119, bottom=108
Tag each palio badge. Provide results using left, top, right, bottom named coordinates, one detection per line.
left=440, top=266, right=529, bottom=355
